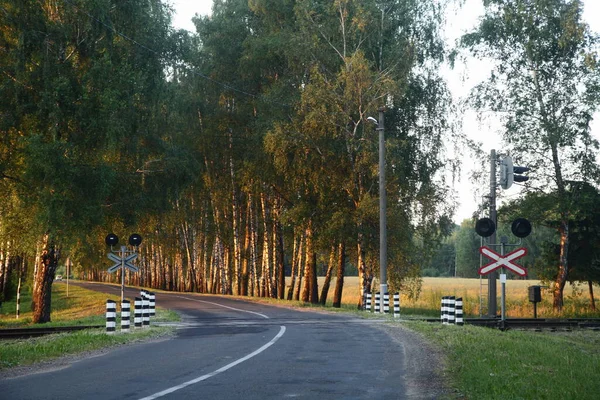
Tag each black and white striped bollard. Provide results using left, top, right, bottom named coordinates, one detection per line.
left=441, top=296, right=447, bottom=324
left=366, top=293, right=372, bottom=312
left=393, top=292, right=400, bottom=318
left=134, top=297, right=143, bottom=328
left=374, top=292, right=381, bottom=313
left=455, top=297, right=464, bottom=326
left=106, top=300, right=117, bottom=334
left=383, top=293, right=390, bottom=314
left=149, top=292, right=156, bottom=317
left=142, top=294, right=150, bottom=327
left=448, top=296, right=456, bottom=325
left=121, top=300, right=130, bottom=332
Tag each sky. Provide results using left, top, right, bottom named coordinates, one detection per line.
left=168, top=0, right=600, bottom=224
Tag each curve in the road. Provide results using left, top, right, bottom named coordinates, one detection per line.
left=174, top=295, right=270, bottom=319
left=138, top=294, right=285, bottom=399
left=138, top=325, right=286, bottom=400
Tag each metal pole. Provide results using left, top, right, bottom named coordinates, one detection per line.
left=120, top=245, right=126, bottom=304
left=500, top=241, right=506, bottom=322
left=378, top=108, right=388, bottom=313
left=488, top=149, right=498, bottom=317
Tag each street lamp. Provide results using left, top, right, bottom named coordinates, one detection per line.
left=368, top=108, right=387, bottom=313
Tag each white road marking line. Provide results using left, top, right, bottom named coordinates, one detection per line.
left=137, top=325, right=286, bottom=400
left=173, top=295, right=270, bottom=319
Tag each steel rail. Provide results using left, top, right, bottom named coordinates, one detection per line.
left=0, top=325, right=103, bottom=340
left=425, top=318, right=600, bottom=331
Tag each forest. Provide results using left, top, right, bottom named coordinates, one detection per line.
left=1, top=0, right=599, bottom=323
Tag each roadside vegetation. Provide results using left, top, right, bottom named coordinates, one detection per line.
left=407, top=322, right=600, bottom=400
left=0, top=284, right=178, bottom=370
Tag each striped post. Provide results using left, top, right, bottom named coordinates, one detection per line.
left=441, top=296, right=447, bottom=324
left=149, top=292, right=156, bottom=317
left=106, top=300, right=117, bottom=334
left=383, top=293, right=390, bottom=314
left=455, top=297, right=464, bottom=326
left=366, top=293, right=372, bottom=312
left=134, top=297, right=143, bottom=328
left=121, top=300, right=130, bottom=332
left=448, top=296, right=456, bottom=325
left=440, top=296, right=444, bottom=322
left=374, top=292, right=381, bottom=313
left=393, top=292, right=400, bottom=318
left=142, top=294, right=150, bottom=327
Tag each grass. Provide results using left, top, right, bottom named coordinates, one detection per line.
left=0, top=283, right=179, bottom=370
left=406, top=321, right=600, bottom=399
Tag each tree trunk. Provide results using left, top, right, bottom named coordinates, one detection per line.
left=293, top=233, right=304, bottom=301
left=589, top=280, right=596, bottom=311
left=356, top=233, right=371, bottom=309
left=333, top=242, right=345, bottom=308
left=553, top=218, right=569, bottom=311
left=309, top=252, right=319, bottom=304
left=249, top=193, right=259, bottom=297
left=276, top=219, right=285, bottom=299
left=0, top=241, right=10, bottom=299
left=181, top=221, right=197, bottom=292
left=320, top=246, right=336, bottom=305
left=301, top=223, right=312, bottom=303
left=287, top=234, right=299, bottom=300
left=229, top=130, right=242, bottom=296
left=260, top=193, right=273, bottom=298
left=32, top=235, right=60, bottom=324
left=303, top=221, right=319, bottom=304
left=240, top=196, right=252, bottom=296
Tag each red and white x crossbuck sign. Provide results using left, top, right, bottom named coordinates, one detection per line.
left=479, top=246, right=528, bottom=277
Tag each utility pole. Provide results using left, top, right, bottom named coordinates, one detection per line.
left=367, top=108, right=388, bottom=314
left=488, top=149, right=498, bottom=317
left=378, top=108, right=388, bottom=312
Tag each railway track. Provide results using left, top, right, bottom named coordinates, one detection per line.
left=0, top=325, right=103, bottom=340
left=426, top=317, right=600, bottom=331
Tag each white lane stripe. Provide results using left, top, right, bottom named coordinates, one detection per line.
left=138, top=325, right=286, bottom=400
left=173, top=295, right=270, bottom=319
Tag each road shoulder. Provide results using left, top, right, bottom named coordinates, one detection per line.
left=375, top=322, right=455, bottom=399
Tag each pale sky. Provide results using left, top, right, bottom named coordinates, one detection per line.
left=168, top=0, right=600, bottom=224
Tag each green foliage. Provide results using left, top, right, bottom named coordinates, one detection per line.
left=500, top=182, right=600, bottom=284
left=1, top=0, right=459, bottom=303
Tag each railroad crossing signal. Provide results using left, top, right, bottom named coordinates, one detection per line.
left=500, top=156, right=530, bottom=189
left=479, top=246, right=528, bottom=277
left=107, top=251, right=138, bottom=273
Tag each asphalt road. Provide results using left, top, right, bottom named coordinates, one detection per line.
left=0, top=282, right=445, bottom=400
